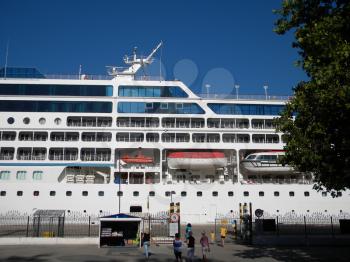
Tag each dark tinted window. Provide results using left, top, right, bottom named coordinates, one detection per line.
left=149, top=191, right=155, bottom=197
left=274, top=191, right=280, bottom=197
left=243, top=191, right=249, bottom=197
left=118, top=102, right=204, bottom=114
left=82, top=191, right=88, bottom=196
left=0, top=84, right=113, bottom=96
left=181, top=191, right=187, bottom=197
left=259, top=191, right=264, bottom=197
left=98, top=191, right=104, bottom=196
left=197, top=191, right=203, bottom=197
left=66, top=191, right=72, bottom=196
left=133, top=191, right=139, bottom=197
left=212, top=191, right=218, bottom=197
left=49, top=191, right=56, bottom=196
left=33, top=191, right=39, bottom=196
left=228, top=191, right=234, bottom=197
left=17, top=191, right=23, bottom=196
left=304, top=191, right=310, bottom=197
left=208, top=103, right=285, bottom=116
left=289, top=191, right=295, bottom=197
left=130, top=206, right=142, bottom=212
left=0, top=100, right=112, bottom=113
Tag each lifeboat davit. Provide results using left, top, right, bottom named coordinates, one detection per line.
left=240, top=151, right=294, bottom=175
left=167, top=151, right=227, bottom=170
left=121, top=154, right=153, bottom=164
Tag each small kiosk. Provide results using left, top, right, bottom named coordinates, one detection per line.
left=99, top=213, right=142, bottom=248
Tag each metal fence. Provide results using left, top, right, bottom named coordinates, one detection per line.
left=0, top=211, right=170, bottom=238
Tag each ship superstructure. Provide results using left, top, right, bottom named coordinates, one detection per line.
left=0, top=44, right=348, bottom=223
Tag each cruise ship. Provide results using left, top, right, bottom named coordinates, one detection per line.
left=0, top=43, right=348, bottom=223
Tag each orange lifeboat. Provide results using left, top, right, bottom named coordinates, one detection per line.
left=121, top=153, right=154, bottom=164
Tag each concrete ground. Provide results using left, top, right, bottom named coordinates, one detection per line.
left=0, top=242, right=349, bottom=262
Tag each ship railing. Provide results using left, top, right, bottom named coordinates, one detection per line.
left=197, top=93, right=292, bottom=101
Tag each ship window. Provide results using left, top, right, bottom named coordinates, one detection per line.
left=160, top=103, right=168, bottom=109
left=33, top=171, right=43, bottom=180
left=304, top=191, right=310, bottom=197
left=208, top=103, right=285, bottom=116
left=0, top=171, right=10, bottom=180
left=82, top=191, right=88, bottom=196
left=33, top=191, right=39, bottom=196
left=39, top=117, right=46, bottom=125
left=246, top=154, right=257, bottom=160
left=118, top=86, right=188, bottom=98
left=16, top=171, right=27, bottom=180
left=176, top=103, right=183, bottom=109
left=146, top=103, right=153, bottom=109
left=23, top=117, right=30, bottom=124
left=322, top=192, right=327, bottom=197
left=98, top=191, right=104, bottom=196
left=212, top=191, right=218, bottom=197
left=259, top=191, right=264, bottom=197
left=0, top=101, right=113, bottom=113
left=0, top=191, right=6, bottom=196
left=197, top=191, right=203, bottom=197
left=133, top=191, right=139, bottom=197
left=66, top=191, right=72, bottom=196
left=17, top=191, right=23, bottom=196
left=181, top=191, right=187, bottom=197
left=54, top=118, right=62, bottom=125
left=149, top=191, right=155, bottom=197
left=130, top=206, right=142, bottom=212
left=228, top=191, right=234, bottom=197
left=117, top=191, right=123, bottom=196
left=289, top=191, right=295, bottom=197
left=7, top=117, right=15, bottom=124
left=243, top=191, right=249, bottom=197
left=274, top=191, right=280, bottom=197
left=165, top=191, right=171, bottom=197
left=50, top=191, right=56, bottom=196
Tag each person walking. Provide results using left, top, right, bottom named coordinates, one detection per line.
left=173, top=233, right=183, bottom=262
left=200, top=231, right=210, bottom=261
left=185, top=223, right=192, bottom=244
left=220, top=226, right=227, bottom=247
left=142, top=231, right=150, bottom=259
left=187, top=231, right=195, bottom=261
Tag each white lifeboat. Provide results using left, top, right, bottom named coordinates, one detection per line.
left=240, top=151, right=295, bottom=175
left=167, top=151, right=227, bottom=170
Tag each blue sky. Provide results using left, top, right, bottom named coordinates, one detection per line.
left=0, top=0, right=306, bottom=95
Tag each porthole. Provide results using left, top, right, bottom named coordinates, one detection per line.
left=117, top=191, right=123, bottom=196
left=149, top=191, right=155, bottom=197
left=33, top=191, right=39, bottom=196
left=39, top=118, right=46, bottom=125
left=274, top=191, right=280, bottom=197
left=165, top=191, right=171, bottom=197
left=82, top=191, right=88, bottom=196
left=197, top=191, right=202, bottom=197
left=289, top=191, right=295, bottom=197
left=7, top=117, right=15, bottom=124
left=66, top=191, right=72, bottom=196
left=228, top=191, right=234, bottom=197
left=98, top=191, right=104, bottom=196
left=0, top=191, right=6, bottom=196
left=23, top=117, right=30, bottom=124
left=304, top=191, right=310, bottom=197
left=17, top=191, right=23, bottom=196
left=243, top=191, right=249, bottom=197
left=212, top=191, right=218, bottom=197
left=54, top=118, right=62, bottom=125
left=133, top=191, right=139, bottom=197
left=259, top=191, right=264, bottom=197
left=181, top=191, right=187, bottom=197
left=50, top=191, right=56, bottom=196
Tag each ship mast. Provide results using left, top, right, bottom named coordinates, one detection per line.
left=107, top=42, right=162, bottom=79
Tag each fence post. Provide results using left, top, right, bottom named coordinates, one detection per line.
left=214, top=218, right=217, bottom=242
left=304, top=216, right=307, bottom=238
left=26, top=216, right=30, bottom=237
left=88, top=216, right=91, bottom=237
left=276, top=216, right=279, bottom=237
left=331, top=216, right=334, bottom=238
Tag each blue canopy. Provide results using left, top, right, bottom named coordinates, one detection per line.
left=100, top=213, right=142, bottom=221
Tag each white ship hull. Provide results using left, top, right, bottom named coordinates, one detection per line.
left=0, top=46, right=349, bottom=223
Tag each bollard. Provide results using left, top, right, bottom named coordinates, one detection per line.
left=331, top=216, right=334, bottom=238
left=304, top=216, right=307, bottom=238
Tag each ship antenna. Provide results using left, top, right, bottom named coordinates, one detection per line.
left=159, top=40, right=163, bottom=82
left=4, top=40, right=9, bottom=79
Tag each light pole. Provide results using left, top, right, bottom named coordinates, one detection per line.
left=205, top=84, right=211, bottom=98
left=235, top=84, right=240, bottom=100
left=263, top=85, right=268, bottom=100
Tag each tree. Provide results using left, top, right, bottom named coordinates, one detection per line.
left=274, top=0, right=350, bottom=196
